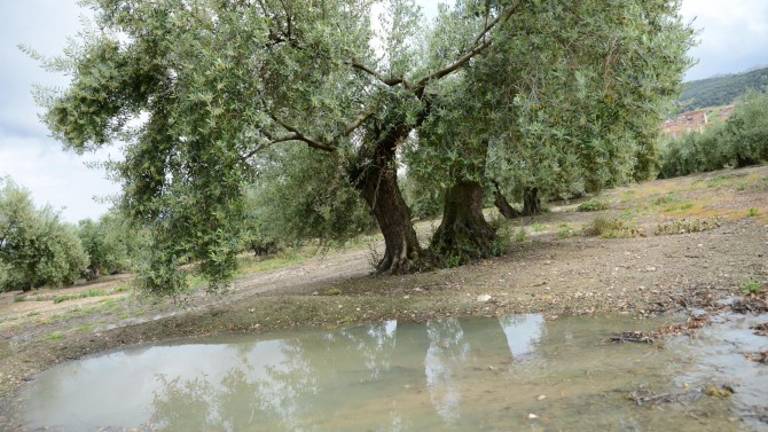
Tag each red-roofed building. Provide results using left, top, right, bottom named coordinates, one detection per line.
left=662, top=105, right=735, bottom=139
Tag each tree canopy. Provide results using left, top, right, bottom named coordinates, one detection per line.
left=0, top=178, right=89, bottom=291
left=38, top=0, right=693, bottom=293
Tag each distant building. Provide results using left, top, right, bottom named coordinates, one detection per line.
left=717, top=105, right=735, bottom=121
left=662, top=104, right=735, bottom=139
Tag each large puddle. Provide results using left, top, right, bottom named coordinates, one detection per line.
left=19, top=313, right=768, bottom=431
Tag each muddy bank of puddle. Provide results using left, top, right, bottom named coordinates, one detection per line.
left=19, top=313, right=768, bottom=431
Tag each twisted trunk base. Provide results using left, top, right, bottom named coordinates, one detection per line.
left=523, top=187, right=542, bottom=216
left=430, top=181, right=497, bottom=265
left=354, top=151, right=423, bottom=275
left=493, top=181, right=521, bottom=219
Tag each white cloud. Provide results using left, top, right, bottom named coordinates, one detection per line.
left=0, top=136, right=120, bottom=223
left=680, top=0, right=768, bottom=80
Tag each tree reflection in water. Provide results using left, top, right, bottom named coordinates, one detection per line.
left=25, top=316, right=550, bottom=431
left=424, top=318, right=470, bottom=425
left=147, top=320, right=409, bottom=431
left=26, top=315, right=745, bottom=432
left=148, top=338, right=317, bottom=431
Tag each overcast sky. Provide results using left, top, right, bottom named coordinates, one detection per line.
left=1, top=0, right=766, bottom=223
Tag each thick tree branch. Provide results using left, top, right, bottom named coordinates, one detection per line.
left=268, top=114, right=336, bottom=152
left=242, top=105, right=379, bottom=161
left=415, top=1, right=522, bottom=91
left=245, top=2, right=523, bottom=162
left=344, top=106, right=376, bottom=136
left=415, top=38, right=493, bottom=89
left=346, top=59, right=408, bottom=88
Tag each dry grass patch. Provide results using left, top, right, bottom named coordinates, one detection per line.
left=655, top=218, right=721, bottom=236
left=583, top=217, right=643, bottom=238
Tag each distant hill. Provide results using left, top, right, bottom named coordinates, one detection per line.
left=677, top=67, right=768, bottom=112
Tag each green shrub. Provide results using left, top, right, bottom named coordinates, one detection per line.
left=490, top=218, right=514, bottom=255
left=557, top=224, right=576, bottom=239
left=0, top=178, right=88, bottom=291
left=583, top=217, right=643, bottom=238
left=514, top=227, right=528, bottom=242
left=577, top=199, right=609, bottom=212
left=741, top=280, right=763, bottom=295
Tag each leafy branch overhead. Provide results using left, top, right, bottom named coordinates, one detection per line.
left=259, top=0, right=521, bottom=155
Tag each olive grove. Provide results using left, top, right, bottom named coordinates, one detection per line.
left=38, top=0, right=692, bottom=293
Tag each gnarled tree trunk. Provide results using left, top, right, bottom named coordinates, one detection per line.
left=356, top=160, right=422, bottom=274
left=351, top=121, right=423, bottom=274
left=493, top=181, right=521, bottom=219
left=522, top=187, right=542, bottom=216
left=430, top=180, right=497, bottom=265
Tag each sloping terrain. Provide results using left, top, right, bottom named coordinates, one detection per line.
left=679, top=66, right=768, bottom=112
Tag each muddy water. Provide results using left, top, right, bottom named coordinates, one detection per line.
left=19, top=314, right=767, bottom=432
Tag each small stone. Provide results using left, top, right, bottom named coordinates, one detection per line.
left=477, top=294, right=492, bottom=303
left=312, top=291, right=319, bottom=296
left=537, top=394, right=547, bottom=401
left=528, top=413, right=539, bottom=420
left=403, top=295, right=410, bottom=299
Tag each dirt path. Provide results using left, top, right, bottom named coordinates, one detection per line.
left=1, top=165, right=767, bottom=429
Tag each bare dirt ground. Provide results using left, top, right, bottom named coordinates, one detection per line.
left=1, top=165, right=767, bottom=427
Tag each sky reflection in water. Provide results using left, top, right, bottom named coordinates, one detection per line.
left=22, top=313, right=766, bottom=432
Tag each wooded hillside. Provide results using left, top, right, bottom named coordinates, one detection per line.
left=678, top=66, right=768, bottom=112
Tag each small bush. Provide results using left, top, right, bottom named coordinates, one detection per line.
left=655, top=218, right=720, bottom=235
left=490, top=218, right=514, bottom=255
left=557, top=224, right=576, bottom=239
left=747, top=208, right=760, bottom=218
left=514, top=227, right=528, bottom=242
left=741, top=280, right=763, bottom=295
left=583, top=217, right=643, bottom=238
left=577, top=199, right=609, bottom=212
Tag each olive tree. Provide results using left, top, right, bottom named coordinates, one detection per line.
left=659, top=90, right=768, bottom=178
left=485, top=0, right=692, bottom=210
left=241, top=144, right=375, bottom=255
left=407, top=0, right=692, bottom=263
left=0, top=178, right=89, bottom=291
left=78, top=211, right=148, bottom=279
left=38, top=0, right=522, bottom=291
